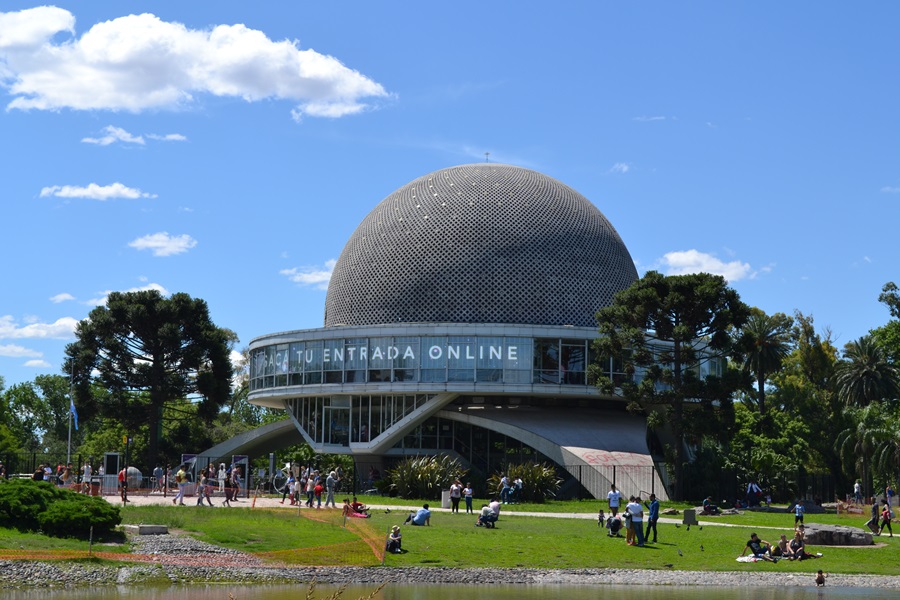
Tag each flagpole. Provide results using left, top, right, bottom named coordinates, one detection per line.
left=67, top=405, right=72, bottom=465
left=67, top=363, right=74, bottom=465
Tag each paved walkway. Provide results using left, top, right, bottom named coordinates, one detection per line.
left=105, top=491, right=775, bottom=529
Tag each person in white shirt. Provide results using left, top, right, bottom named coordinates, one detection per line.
left=626, top=496, right=645, bottom=546
left=607, top=484, right=623, bottom=516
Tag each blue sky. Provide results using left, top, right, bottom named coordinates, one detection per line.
left=2, top=2, right=899, bottom=387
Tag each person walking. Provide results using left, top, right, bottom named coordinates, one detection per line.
left=172, top=465, right=187, bottom=506
left=879, top=500, right=894, bottom=537
left=607, top=483, right=623, bottom=516
left=325, top=471, right=338, bottom=508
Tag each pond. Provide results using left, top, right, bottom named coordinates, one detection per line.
left=0, top=584, right=893, bottom=600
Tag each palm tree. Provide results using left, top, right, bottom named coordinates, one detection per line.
left=738, top=311, right=793, bottom=415
left=835, top=403, right=892, bottom=500
left=835, top=335, right=900, bottom=407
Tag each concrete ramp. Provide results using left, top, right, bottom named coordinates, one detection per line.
left=442, top=407, right=668, bottom=500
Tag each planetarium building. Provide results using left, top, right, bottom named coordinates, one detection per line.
left=249, top=163, right=669, bottom=499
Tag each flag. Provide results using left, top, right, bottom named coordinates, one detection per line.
left=70, top=398, right=79, bottom=431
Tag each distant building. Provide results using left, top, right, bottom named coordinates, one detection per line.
left=249, top=163, right=670, bottom=498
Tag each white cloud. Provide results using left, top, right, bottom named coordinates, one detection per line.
left=82, top=125, right=145, bottom=145
left=49, top=293, right=76, bottom=303
left=24, top=359, right=51, bottom=368
left=280, top=259, right=336, bottom=290
left=881, top=186, right=900, bottom=194
left=128, top=232, right=197, bottom=257
left=40, top=182, right=156, bottom=200
left=0, top=8, right=388, bottom=120
left=146, top=133, right=187, bottom=142
left=85, top=282, right=170, bottom=307
left=0, top=315, right=79, bottom=340
left=0, top=6, right=74, bottom=49
left=633, top=116, right=667, bottom=122
left=658, top=249, right=756, bottom=282
left=0, top=343, right=43, bottom=358
left=608, top=162, right=630, bottom=174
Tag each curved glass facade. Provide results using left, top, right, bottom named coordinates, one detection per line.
left=249, top=335, right=623, bottom=392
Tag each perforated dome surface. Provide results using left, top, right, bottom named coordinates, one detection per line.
left=324, top=164, right=638, bottom=328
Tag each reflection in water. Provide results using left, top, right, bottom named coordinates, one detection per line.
left=0, top=584, right=892, bottom=600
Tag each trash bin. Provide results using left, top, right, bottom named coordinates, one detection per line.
left=441, top=489, right=451, bottom=509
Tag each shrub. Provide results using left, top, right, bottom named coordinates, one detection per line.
left=386, top=455, right=468, bottom=500
left=487, top=462, right=562, bottom=503
left=0, top=478, right=120, bottom=538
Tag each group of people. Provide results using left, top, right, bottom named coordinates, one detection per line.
left=498, top=474, right=523, bottom=504
left=170, top=462, right=243, bottom=506
left=603, top=484, right=660, bottom=547
left=865, top=497, right=894, bottom=537
left=279, top=466, right=343, bottom=509
left=740, top=525, right=821, bottom=562
left=448, top=480, right=475, bottom=514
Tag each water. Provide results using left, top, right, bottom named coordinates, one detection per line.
left=0, top=584, right=892, bottom=600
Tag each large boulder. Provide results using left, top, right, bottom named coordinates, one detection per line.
left=803, top=523, right=872, bottom=546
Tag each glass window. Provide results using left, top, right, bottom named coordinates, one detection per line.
left=421, top=336, right=447, bottom=368
left=504, top=337, right=531, bottom=370
left=345, top=338, right=368, bottom=371
left=393, top=337, right=420, bottom=370
left=304, top=341, right=323, bottom=374
left=368, top=338, right=391, bottom=370
left=324, top=339, right=344, bottom=371
left=447, top=336, right=476, bottom=370
left=289, top=343, right=303, bottom=373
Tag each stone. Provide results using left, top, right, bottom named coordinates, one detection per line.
left=123, top=524, right=168, bottom=535
left=803, top=523, right=872, bottom=546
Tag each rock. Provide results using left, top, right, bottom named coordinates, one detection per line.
left=803, top=523, right=872, bottom=546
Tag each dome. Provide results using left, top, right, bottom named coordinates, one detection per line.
left=324, top=164, right=638, bottom=328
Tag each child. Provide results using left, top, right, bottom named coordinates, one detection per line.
left=314, top=482, right=324, bottom=508
left=815, top=570, right=826, bottom=586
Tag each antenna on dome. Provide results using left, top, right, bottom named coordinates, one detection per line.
left=485, top=152, right=490, bottom=163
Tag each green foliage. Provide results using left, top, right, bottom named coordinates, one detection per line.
left=385, top=455, right=467, bottom=500
left=38, top=497, right=121, bottom=538
left=64, top=290, right=234, bottom=469
left=835, top=335, right=899, bottom=407
left=486, top=462, right=562, bottom=503
left=725, top=403, right=810, bottom=493
left=735, top=310, right=794, bottom=415
left=594, top=270, right=750, bottom=499
left=0, top=479, right=120, bottom=538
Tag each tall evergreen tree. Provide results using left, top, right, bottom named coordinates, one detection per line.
left=63, top=290, right=233, bottom=469
left=593, top=271, right=750, bottom=500
left=835, top=335, right=899, bottom=407
left=736, top=310, right=793, bottom=416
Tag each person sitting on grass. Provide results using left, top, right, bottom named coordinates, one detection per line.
left=386, top=526, right=402, bottom=554
left=771, top=534, right=793, bottom=559
left=789, top=531, right=820, bottom=560
left=342, top=498, right=370, bottom=518
left=404, top=503, right=431, bottom=526
left=702, top=496, right=719, bottom=515
left=350, top=496, right=368, bottom=515
left=740, top=533, right=775, bottom=562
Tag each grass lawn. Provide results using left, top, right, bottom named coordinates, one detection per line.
left=3, top=501, right=896, bottom=575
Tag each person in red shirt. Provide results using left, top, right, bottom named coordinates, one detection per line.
left=118, top=467, right=129, bottom=503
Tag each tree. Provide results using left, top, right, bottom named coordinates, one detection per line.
left=835, top=403, right=891, bottom=499
left=593, top=271, right=750, bottom=500
left=736, top=310, right=793, bottom=416
left=63, top=290, right=234, bottom=469
left=834, top=335, right=899, bottom=407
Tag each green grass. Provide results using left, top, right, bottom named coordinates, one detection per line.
left=3, top=501, right=897, bottom=576
left=121, top=505, right=360, bottom=553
